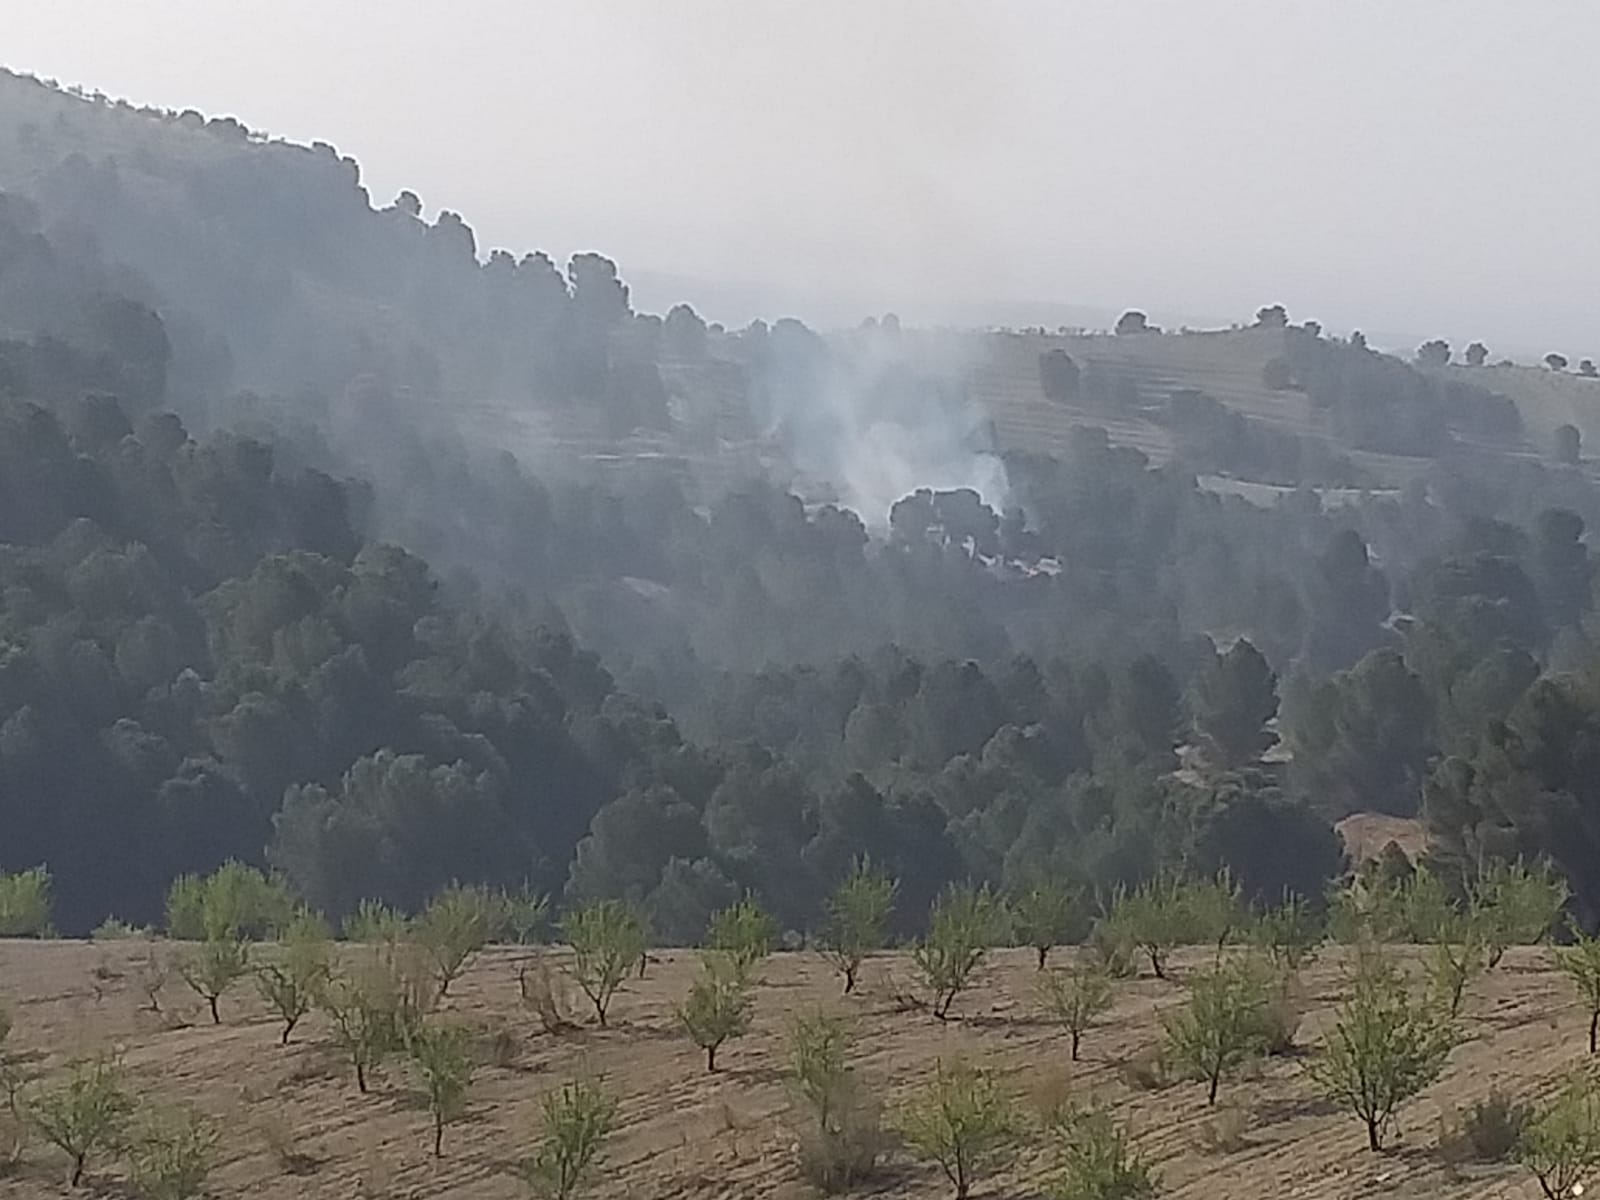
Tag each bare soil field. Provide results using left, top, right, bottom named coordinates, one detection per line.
left=0, top=940, right=1582, bottom=1198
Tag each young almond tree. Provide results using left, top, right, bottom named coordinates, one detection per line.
left=319, top=951, right=420, bottom=1094
left=1162, top=955, right=1271, bottom=1105
left=406, top=1020, right=475, bottom=1156
left=1517, top=1069, right=1600, bottom=1200
left=0, top=867, right=52, bottom=937
left=820, top=859, right=898, bottom=994
left=499, top=884, right=551, bottom=946
left=1045, top=1102, right=1157, bottom=1200
left=1556, top=932, right=1600, bottom=1053
left=414, top=884, right=497, bottom=997
left=255, top=913, right=331, bottom=1044
left=1250, top=893, right=1324, bottom=970
left=913, top=884, right=1008, bottom=1020
left=676, top=955, right=754, bottom=1072
left=179, top=935, right=251, bottom=1024
left=125, top=1104, right=217, bottom=1200
left=1038, top=963, right=1114, bottom=1062
left=26, top=1054, right=132, bottom=1187
left=1010, top=878, right=1084, bottom=971
left=1107, top=876, right=1214, bottom=981
left=1472, top=859, right=1568, bottom=969
left=562, top=901, right=646, bottom=1028
left=1425, top=926, right=1486, bottom=1019
left=1307, top=949, right=1456, bottom=1150
left=522, top=1077, right=618, bottom=1200
left=899, top=1060, right=1017, bottom=1200
left=707, top=897, right=778, bottom=978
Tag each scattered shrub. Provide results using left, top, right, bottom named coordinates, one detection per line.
left=788, top=1010, right=887, bottom=1191
left=1086, top=921, right=1137, bottom=979
left=1438, top=1088, right=1532, bottom=1165
left=521, top=1076, right=617, bottom=1200
left=912, top=884, right=1008, bottom=1019
left=820, top=859, right=897, bottom=994
left=91, top=916, right=147, bottom=941
left=1250, top=894, right=1323, bottom=969
left=1195, top=1105, right=1251, bottom=1156
left=125, top=1104, right=217, bottom=1200
left=0, top=868, right=52, bottom=938
left=677, top=955, right=754, bottom=1072
left=26, top=1053, right=132, bottom=1186
left=342, top=899, right=410, bottom=946
left=1259, top=969, right=1306, bottom=1056
left=518, top=952, right=579, bottom=1035
left=1307, top=948, right=1456, bottom=1150
left=484, top=1022, right=521, bottom=1069
left=1038, top=964, right=1114, bottom=1061
left=562, top=901, right=646, bottom=1028
left=1117, top=1045, right=1172, bottom=1092
left=256, top=1107, right=318, bottom=1175
left=1046, top=1102, right=1158, bottom=1198
left=899, top=1060, right=1018, bottom=1200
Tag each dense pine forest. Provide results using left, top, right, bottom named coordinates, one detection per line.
left=4, top=67, right=1600, bottom=941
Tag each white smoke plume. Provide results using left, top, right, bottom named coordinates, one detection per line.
left=754, top=320, right=1009, bottom=527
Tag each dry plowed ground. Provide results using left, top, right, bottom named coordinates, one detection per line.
left=0, top=940, right=1581, bottom=1198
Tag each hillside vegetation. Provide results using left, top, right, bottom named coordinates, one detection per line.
left=5, top=71, right=1600, bottom=1199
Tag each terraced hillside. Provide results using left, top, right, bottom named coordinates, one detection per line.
left=963, top=327, right=1503, bottom=488
left=1429, top=361, right=1600, bottom=453
left=0, top=939, right=1582, bottom=1198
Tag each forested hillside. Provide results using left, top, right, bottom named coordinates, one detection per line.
left=5, top=68, right=1600, bottom=940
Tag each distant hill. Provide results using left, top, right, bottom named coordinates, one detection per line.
left=0, top=67, right=1561, bottom=512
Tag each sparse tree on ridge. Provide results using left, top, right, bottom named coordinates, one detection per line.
left=1416, top=339, right=1451, bottom=367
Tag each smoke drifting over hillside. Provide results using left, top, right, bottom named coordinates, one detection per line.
left=754, top=321, right=1008, bottom=524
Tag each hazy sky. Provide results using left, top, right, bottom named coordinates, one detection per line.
left=5, top=2, right=1596, bottom=354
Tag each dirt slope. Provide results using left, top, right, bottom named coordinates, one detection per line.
left=0, top=940, right=1579, bottom=1198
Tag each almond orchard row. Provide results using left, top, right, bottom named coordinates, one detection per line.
left=2, top=857, right=1600, bottom=1197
